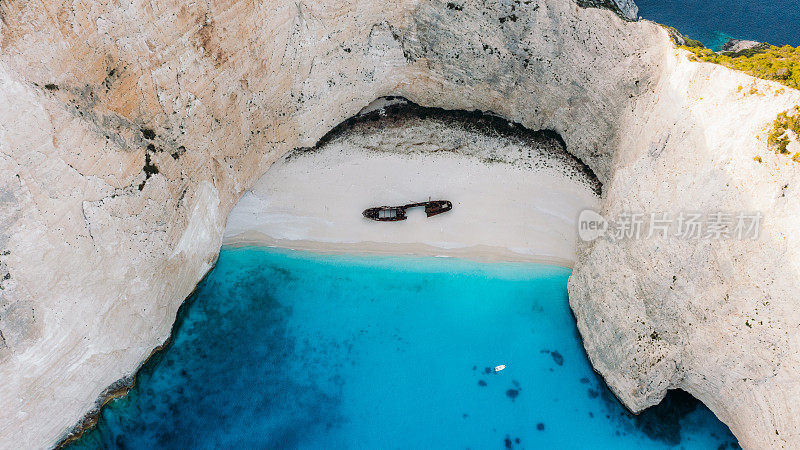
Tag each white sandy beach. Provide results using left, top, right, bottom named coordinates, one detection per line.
left=223, top=110, right=599, bottom=267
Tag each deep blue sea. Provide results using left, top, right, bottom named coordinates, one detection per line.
left=637, top=0, right=800, bottom=50
left=69, top=247, right=739, bottom=449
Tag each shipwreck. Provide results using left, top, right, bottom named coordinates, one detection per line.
left=362, top=200, right=453, bottom=221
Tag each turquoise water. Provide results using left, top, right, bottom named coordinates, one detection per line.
left=70, top=247, right=739, bottom=449
left=637, top=0, right=800, bottom=50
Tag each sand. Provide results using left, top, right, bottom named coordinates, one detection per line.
left=222, top=111, right=600, bottom=267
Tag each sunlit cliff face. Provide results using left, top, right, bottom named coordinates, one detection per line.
left=2, top=1, right=800, bottom=448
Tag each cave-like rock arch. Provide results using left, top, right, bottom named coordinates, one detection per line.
left=1, top=0, right=799, bottom=448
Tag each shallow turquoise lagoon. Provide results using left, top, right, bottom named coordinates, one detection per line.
left=70, top=247, right=738, bottom=449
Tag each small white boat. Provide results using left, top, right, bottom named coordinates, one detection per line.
left=494, top=364, right=506, bottom=372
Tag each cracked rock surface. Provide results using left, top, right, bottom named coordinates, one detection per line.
left=0, top=0, right=799, bottom=448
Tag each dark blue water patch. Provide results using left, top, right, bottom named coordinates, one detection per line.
left=636, top=0, right=800, bottom=50
left=69, top=259, right=343, bottom=449
left=68, top=247, right=739, bottom=449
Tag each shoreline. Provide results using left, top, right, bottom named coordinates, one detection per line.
left=55, top=259, right=222, bottom=448
left=222, top=101, right=600, bottom=269
left=60, top=231, right=571, bottom=448
left=222, top=231, right=576, bottom=268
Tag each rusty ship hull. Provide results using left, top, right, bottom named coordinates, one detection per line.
left=363, top=200, right=452, bottom=222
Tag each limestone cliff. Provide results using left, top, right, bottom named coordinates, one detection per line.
left=0, top=0, right=798, bottom=448
left=580, top=0, right=639, bottom=21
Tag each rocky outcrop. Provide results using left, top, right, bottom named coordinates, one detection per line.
left=0, top=0, right=798, bottom=448
left=581, top=0, right=638, bottom=21
left=613, top=0, right=638, bottom=20
left=720, top=38, right=768, bottom=54
left=569, top=56, right=800, bottom=448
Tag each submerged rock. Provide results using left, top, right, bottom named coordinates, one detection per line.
left=506, top=389, right=520, bottom=401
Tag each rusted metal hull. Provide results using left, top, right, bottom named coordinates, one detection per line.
left=363, top=200, right=452, bottom=221
left=362, top=206, right=407, bottom=221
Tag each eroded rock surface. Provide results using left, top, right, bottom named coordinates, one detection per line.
left=0, top=0, right=798, bottom=448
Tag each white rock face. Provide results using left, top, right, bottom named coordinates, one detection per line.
left=569, top=58, right=800, bottom=448
left=0, top=0, right=798, bottom=448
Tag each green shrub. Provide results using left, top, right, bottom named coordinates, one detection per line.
left=766, top=106, right=800, bottom=158
left=679, top=44, right=800, bottom=90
